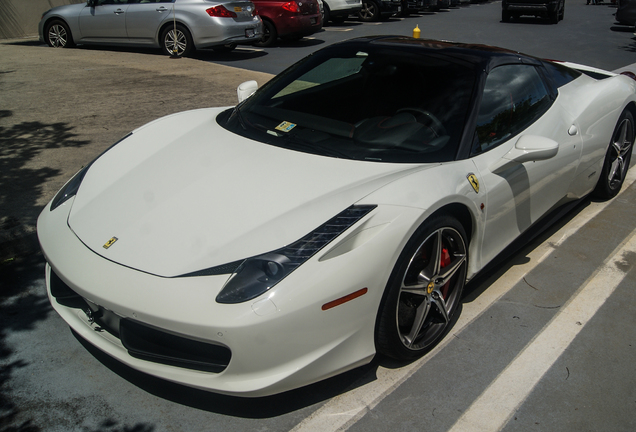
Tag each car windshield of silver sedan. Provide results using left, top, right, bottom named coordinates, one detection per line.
left=219, top=45, right=476, bottom=163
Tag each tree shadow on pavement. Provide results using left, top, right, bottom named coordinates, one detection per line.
left=0, top=111, right=90, bottom=431
left=0, top=252, right=49, bottom=432
left=0, top=111, right=91, bottom=257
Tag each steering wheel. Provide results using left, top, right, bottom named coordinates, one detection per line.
left=396, top=108, right=446, bottom=137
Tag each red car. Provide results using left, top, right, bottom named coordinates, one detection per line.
left=253, top=0, right=322, bottom=47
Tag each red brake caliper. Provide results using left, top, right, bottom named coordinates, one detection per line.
left=440, top=247, right=451, bottom=299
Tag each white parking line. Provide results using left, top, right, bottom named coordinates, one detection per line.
left=448, top=227, right=636, bottom=432
left=290, top=168, right=636, bottom=432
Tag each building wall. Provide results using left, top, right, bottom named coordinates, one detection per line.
left=0, top=0, right=85, bottom=39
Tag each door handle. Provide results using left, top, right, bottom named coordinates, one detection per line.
left=157, top=7, right=169, bottom=12
left=114, top=8, right=124, bottom=14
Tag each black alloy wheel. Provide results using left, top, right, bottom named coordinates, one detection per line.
left=376, top=215, right=468, bottom=360
left=594, top=110, right=635, bottom=199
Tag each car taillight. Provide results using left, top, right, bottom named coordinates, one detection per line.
left=206, top=5, right=238, bottom=18
left=282, top=1, right=300, bottom=12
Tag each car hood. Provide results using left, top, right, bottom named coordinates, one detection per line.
left=68, top=107, right=425, bottom=277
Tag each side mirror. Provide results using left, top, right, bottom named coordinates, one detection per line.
left=87, top=0, right=96, bottom=6
left=490, top=135, right=559, bottom=173
left=237, top=80, right=258, bottom=103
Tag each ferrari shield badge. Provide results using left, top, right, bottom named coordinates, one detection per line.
left=467, top=173, right=479, bottom=193
left=103, top=237, right=118, bottom=249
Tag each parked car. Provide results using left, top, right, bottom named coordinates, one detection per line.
left=38, top=36, right=636, bottom=397
left=401, top=0, right=437, bottom=15
left=252, top=0, right=322, bottom=46
left=357, top=0, right=401, bottom=21
left=38, top=0, right=263, bottom=57
left=616, top=0, right=636, bottom=25
left=501, top=0, right=564, bottom=23
left=322, top=0, right=362, bottom=23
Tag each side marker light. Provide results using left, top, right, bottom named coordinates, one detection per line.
left=322, top=288, right=368, bottom=311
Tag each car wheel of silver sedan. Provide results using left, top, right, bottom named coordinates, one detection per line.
left=161, top=24, right=193, bottom=57
left=376, top=215, right=467, bottom=360
left=594, top=110, right=635, bottom=199
left=45, top=20, right=75, bottom=48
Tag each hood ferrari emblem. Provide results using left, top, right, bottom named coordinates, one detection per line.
left=467, top=173, right=479, bottom=193
left=103, top=237, right=118, bottom=249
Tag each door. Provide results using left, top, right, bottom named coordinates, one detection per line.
left=470, top=64, right=582, bottom=266
left=79, top=0, right=130, bottom=41
left=125, top=0, right=173, bottom=44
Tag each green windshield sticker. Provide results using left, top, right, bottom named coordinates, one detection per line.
left=275, top=121, right=297, bottom=133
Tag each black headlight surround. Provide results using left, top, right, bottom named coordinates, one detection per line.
left=214, top=205, right=377, bottom=304
left=49, top=133, right=132, bottom=211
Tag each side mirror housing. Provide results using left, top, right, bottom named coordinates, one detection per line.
left=237, top=80, right=258, bottom=103
left=490, top=135, right=559, bottom=173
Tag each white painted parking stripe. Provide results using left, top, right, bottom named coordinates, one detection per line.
left=290, top=167, right=636, bottom=432
left=448, top=228, right=636, bottom=432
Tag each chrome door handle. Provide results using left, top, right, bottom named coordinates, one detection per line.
left=157, top=7, right=168, bottom=11
left=114, top=8, right=124, bottom=14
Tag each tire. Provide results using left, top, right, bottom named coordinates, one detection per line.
left=161, top=24, right=193, bottom=57
left=323, top=3, right=331, bottom=25
left=45, top=20, right=75, bottom=48
left=359, top=0, right=380, bottom=21
left=331, top=15, right=347, bottom=24
left=254, top=20, right=277, bottom=47
left=559, top=3, right=564, bottom=20
left=593, top=110, right=635, bottom=199
left=502, top=10, right=512, bottom=22
left=548, top=9, right=558, bottom=24
left=376, top=215, right=468, bottom=360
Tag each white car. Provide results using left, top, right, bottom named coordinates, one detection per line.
left=38, top=36, right=636, bottom=397
left=322, top=0, right=362, bottom=23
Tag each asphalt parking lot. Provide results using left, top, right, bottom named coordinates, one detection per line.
left=2, top=1, right=636, bottom=431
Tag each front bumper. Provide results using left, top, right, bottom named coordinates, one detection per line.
left=38, top=196, right=419, bottom=396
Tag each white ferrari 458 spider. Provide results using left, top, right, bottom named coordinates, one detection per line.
left=38, top=36, right=636, bottom=397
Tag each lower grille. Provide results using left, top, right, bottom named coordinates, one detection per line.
left=49, top=267, right=231, bottom=373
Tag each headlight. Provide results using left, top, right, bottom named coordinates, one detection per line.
left=50, top=164, right=91, bottom=211
left=49, top=133, right=132, bottom=211
left=214, top=205, right=376, bottom=304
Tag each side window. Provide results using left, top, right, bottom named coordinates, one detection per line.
left=473, top=64, right=552, bottom=154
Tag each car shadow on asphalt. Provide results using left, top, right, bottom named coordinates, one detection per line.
left=73, top=329, right=378, bottom=418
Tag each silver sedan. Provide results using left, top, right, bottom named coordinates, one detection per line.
left=39, top=0, right=263, bottom=57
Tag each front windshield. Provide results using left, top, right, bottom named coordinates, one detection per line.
left=220, top=43, right=476, bottom=163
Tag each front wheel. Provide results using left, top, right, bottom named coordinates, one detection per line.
left=161, top=24, right=193, bottom=57
left=376, top=215, right=468, bottom=360
left=45, top=20, right=75, bottom=48
left=593, top=110, right=635, bottom=199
